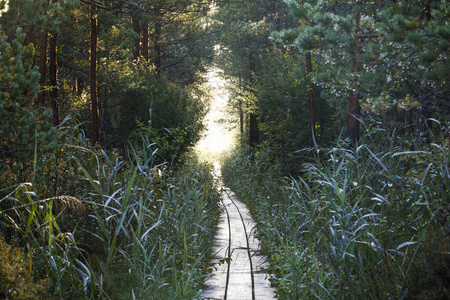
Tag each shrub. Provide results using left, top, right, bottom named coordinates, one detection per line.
left=104, top=64, right=206, bottom=156
left=0, top=235, right=49, bottom=299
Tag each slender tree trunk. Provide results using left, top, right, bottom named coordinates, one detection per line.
left=347, top=3, right=362, bottom=147
left=25, top=30, right=37, bottom=65
left=348, top=91, right=361, bottom=146
left=90, top=5, right=99, bottom=145
left=37, top=31, right=48, bottom=105
left=239, top=103, right=244, bottom=134
left=248, top=53, right=259, bottom=150
left=76, top=77, right=84, bottom=96
left=238, top=73, right=244, bottom=134
left=249, top=113, right=259, bottom=149
left=418, top=3, right=432, bottom=143
left=154, top=12, right=162, bottom=75
left=49, top=33, right=59, bottom=126
left=142, top=22, right=149, bottom=61
left=305, top=51, right=316, bottom=148
left=132, top=17, right=140, bottom=60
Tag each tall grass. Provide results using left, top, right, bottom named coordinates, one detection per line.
left=0, top=131, right=221, bottom=299
left=222, top=126, right=450, bottom=299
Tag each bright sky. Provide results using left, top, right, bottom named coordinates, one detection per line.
left=195, top=67, right=237, bottom=162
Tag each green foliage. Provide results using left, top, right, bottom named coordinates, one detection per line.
left=87, top=62, right=208, bottom=162
left=222, top=126, right=450, bottom=299
left=3, top=0, right=213, bottom=154
left=272, top=0, right=450, bottom=125
left=1, top=0, right=77, bottom=37
left=107, top=65, right=206, bottom=155
left=375, top=1, right=450, bottom=91
left=0, top=26, right=60, bottom=193
left=131, top=122, right=201, bottom=165
left=0, top=235, right=49, bottom=299
left=1, top=1, right=217, bottom=296
left=253, top=47, right=334, bottom=174
left=0, top=128, right=221, bottom=299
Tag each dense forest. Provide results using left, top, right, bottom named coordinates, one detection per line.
left=1, top=0, right=449, bottom=299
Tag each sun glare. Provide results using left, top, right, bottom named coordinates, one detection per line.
left=195, top=67, right=237, bottom=161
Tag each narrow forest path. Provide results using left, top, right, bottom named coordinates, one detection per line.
left=196, top=66, right=276, bottom=299
left=200, top=166, right=276, bottom=300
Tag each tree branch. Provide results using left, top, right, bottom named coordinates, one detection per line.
left=79, top=0, right=111, bottom=11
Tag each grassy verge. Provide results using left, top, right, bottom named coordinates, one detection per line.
left=222, top=128, right=450, bottom=299
left=1, top=131, right=221, bottom=299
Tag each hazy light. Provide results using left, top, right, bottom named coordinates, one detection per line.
left=196, top=67, right=237, bottom=161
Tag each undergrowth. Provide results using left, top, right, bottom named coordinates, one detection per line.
left=222, top=126, right=450, bottom=299
left=0, top=130, right=221, bottom=299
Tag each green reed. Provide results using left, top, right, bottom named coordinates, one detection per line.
left=223, top=126, right=449, bottom=299
left=1, top=130, right=221, bottom=299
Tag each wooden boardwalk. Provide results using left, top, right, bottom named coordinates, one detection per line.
left=201, top=173, right=276, bottom=300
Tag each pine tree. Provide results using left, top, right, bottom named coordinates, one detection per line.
left=373, top=1, right=450, bottom=131
left=90, top=4, right=99, bottom=145
left=273, top=0, right=449, bottom=143
left=0, top=27, right=59, bottom=191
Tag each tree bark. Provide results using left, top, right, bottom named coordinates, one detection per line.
left=248, top=53, right=259, bottom=150
left=238, top=73, right=244, bottom=134
left=132, top=17, right=140, bottom=60
left=305, top=51, right=316, bottom=148
left=348, top=90, right=361, bottom=146
left=249, top=113, right=259, bottom=150
left=49, top=33, right=59, bottom=126
left=25, top=30, right=37, bottom=65
left=154, top=12, right=162, bottom=75
left=418, top=3, right=432, bottom=143
left=142, top=22, right=149, bottom=61
left=347, top=3, right=362, bottom=147
left=90, top=5, right=99, bottom=145
left=76, top=76, right=84, bottom=96
left=37, top=31, right=48, bottom=105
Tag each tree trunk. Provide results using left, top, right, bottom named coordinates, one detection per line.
left=76, top=76, right=84, bottom=96
left=249, top=113, right=259, bottom=150
left=49, top=33, right=59, bottom=126
left=142, top=22, right=149, bottom=61
left=248, top=53, right=259, bottom=150
left=347, top=90, right=361, bottom=146
left=154, top=13, right=162, bottom=75
left=132, top=17, right=140, bottom=60
left=305, top=51, right=316, bottom=148
left=347, top=3, right=362, bottom=147
left=239, top=104, right=244, bottom=134
left=90, top=5, right=99, bottom=145
left=238, top=73, right=244, bottom=134
left=25, top=29, right=37, bottom=65
left=37, top=31, right=48, bottom=105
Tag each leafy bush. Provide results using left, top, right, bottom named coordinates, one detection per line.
left=0, top=235, right=49, bottom=299
left=130, top=122, right=202, bottom=165
left=103, top=64, right=207, bottom=156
